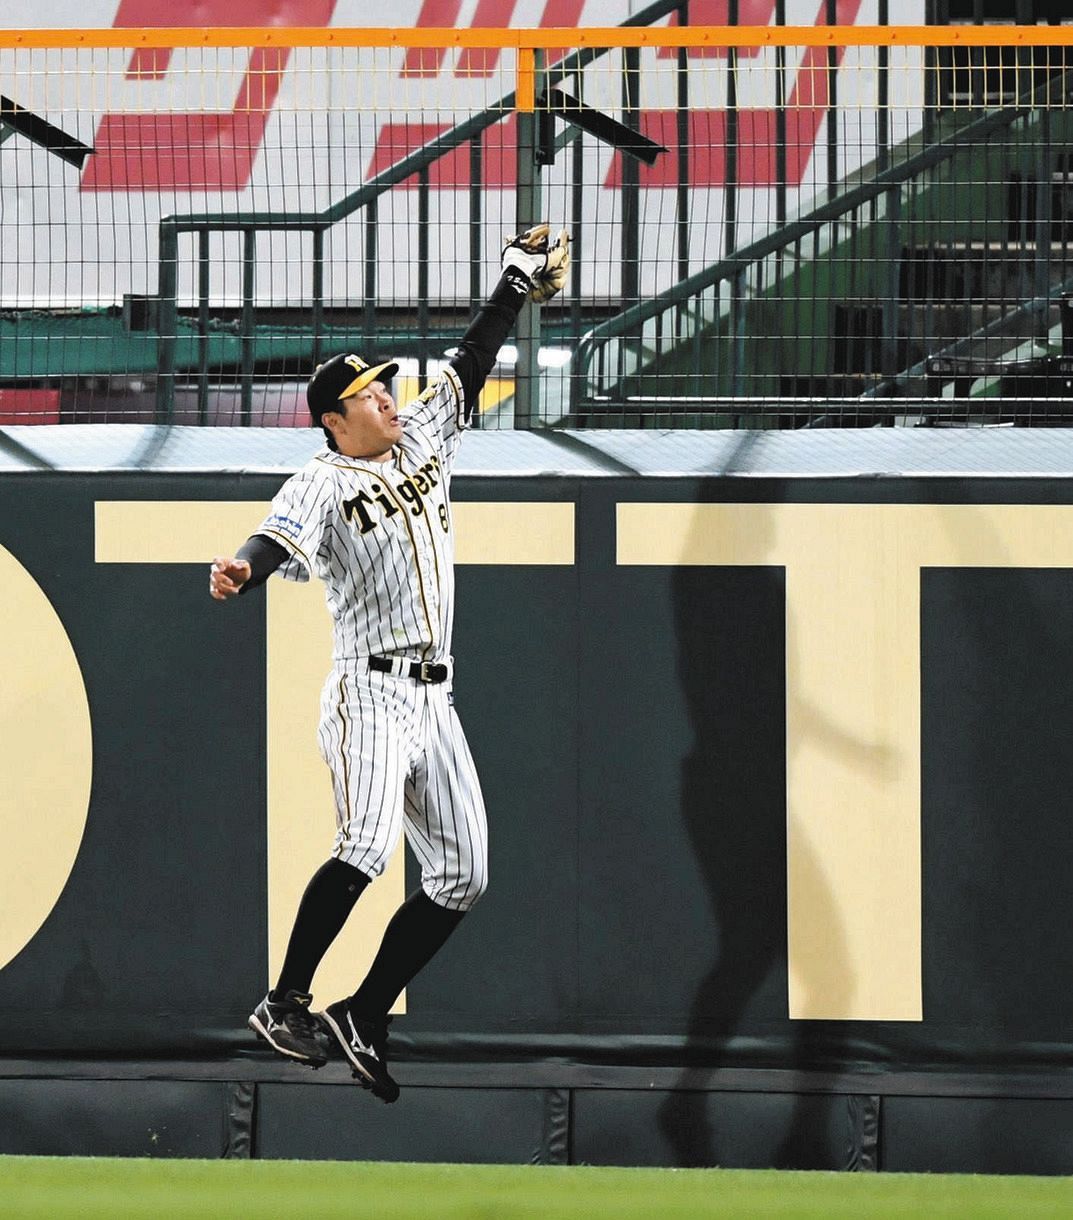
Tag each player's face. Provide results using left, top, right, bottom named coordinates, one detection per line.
left=330, top=381, right=402, bottom=460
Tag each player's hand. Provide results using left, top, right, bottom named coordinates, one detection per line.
left=501, top=223, right=551, bottom=280
left=528, top=227, right=570, bottom=304
left=209, top=557, right=251, bottom=600
left=501, top=223, right=571, bottom=303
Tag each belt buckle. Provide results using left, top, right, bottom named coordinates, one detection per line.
left=418, top=661, right=435, bottom=683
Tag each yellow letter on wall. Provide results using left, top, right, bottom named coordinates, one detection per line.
left=0, top=546, right=92, bottom=973
left=619, top=502, right=1073, bottom=1022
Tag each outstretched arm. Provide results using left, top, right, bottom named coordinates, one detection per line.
left=450, top=225, right=571, bottom=419
left=449, top=272, right=528, bottom=419
left=209, top=534, right=288, bottom=600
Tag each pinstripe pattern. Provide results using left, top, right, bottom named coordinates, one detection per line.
left=258, top=369, right=464, bottom=664
left=317, top=668, right=487, bottom=911
left=264, top=366, right=487, bottom=911
left=403, top=365, right=465, bottom=474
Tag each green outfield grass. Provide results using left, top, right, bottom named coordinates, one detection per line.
left=3, top=1157, right=1073, bottom=1218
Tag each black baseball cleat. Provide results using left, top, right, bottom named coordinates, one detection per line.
left=318, top=1001, right=400, bottom=1103
left=248, top=990, right=329, bottom=1068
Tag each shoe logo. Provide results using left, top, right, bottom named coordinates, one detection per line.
left=346, top=1013, right=379, bottom=1060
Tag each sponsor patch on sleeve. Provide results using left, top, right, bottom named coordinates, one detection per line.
left=262, top=513, right=305, bottom=541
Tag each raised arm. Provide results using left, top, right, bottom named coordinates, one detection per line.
left=450, top=224, right=571, bottom=419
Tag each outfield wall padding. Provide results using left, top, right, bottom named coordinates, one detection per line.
left=2, top=428, right=1073, bottom=1168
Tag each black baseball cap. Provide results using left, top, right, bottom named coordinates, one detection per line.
left=307, top=352, right=400, bottom=423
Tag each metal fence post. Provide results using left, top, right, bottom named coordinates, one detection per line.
left=1035, top=107, right=1054, bottom=340
left=515, top=48, right=544, bottom=430
left=882, top=186, right=902, bottom=381
left=240, top=229, right=256, bottom=426
left=156, top=219, right=179, bottom=423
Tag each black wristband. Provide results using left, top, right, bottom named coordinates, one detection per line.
left=449, top=269, right=530, bottom=410
left=235, top=534, right=288, bottom=593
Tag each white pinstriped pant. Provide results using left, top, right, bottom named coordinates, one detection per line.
left=317, top=664, right=489, bottom=911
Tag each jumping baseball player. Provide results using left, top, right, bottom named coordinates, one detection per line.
left=208, top=225, right=570, bottom=1102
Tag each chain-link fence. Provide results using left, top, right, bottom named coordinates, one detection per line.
left=1, top=12, right=1071, bottom=429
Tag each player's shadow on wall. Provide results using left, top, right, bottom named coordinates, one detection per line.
left=656, top=489, right=870, bottom=1169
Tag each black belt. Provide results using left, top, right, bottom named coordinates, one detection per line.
left=369, top=656, right=450, bottom=684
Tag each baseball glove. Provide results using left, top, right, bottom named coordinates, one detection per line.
left=502, top=224, right=572, bottom=304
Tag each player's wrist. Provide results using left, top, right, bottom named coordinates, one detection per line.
left=499, top=223, right=570, bottom=306
left=501, top=247, right=544, bottom=279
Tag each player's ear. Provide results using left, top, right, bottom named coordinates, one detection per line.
left=321, top=408, right=344, bottom=433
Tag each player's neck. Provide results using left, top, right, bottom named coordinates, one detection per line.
left=336, top=443, right=393, bottom=463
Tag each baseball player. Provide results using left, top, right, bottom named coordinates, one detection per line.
left=208, top=225, right=570, bottom=1103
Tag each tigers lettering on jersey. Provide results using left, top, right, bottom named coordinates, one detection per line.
left=342, top=460, right=444, bottom=536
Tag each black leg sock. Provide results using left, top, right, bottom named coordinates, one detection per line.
left=348, top=889, right=466, bottom=1018
left=272, top=858, right=370, bottom=998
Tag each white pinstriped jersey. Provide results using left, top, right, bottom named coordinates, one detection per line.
left=256, top=365, right=466, bottom=663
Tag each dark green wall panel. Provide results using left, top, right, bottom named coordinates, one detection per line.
left=572, top=1088, right=860, bottom=1169
left=881, top=1096, right=1073, bottom=1175
left=255, top=1083, right=551, bottom=1162
left=1, top=473, right=1073, bottom=1080
left=0, top=1080, right=229, bottom=1158
left=921, top=568, right=1073, bottom=1037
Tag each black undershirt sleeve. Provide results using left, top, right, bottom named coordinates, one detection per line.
left=235, top=533, right=289, bottom=594
left=449, top=267, right=530, bottom=420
